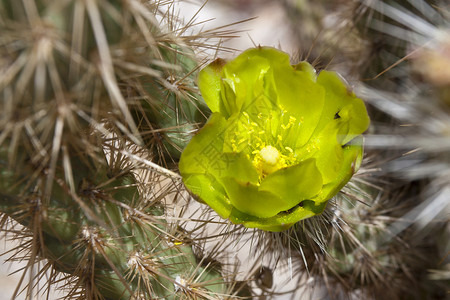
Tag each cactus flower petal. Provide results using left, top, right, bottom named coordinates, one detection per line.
left=221, top=178, right=283, bottom=218
left=179, top=47, right=370, bottom=231
left=258, top=158, right=323, bottom=208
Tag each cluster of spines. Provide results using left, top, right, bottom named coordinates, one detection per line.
left=0, top=0, right=242, bottom=299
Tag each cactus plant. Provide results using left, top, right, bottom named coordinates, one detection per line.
left=1, top=0, right=449, bottom=299
left=0, top=0, right=238, bottom=298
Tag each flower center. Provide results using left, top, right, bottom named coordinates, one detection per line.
left=230, top=109, right=300, bottom=180
left=259, top=146, right=279, bottom=166
left=253, top=145, right=288, bottom=179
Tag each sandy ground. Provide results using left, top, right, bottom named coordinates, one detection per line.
left=0, top=240, right=26, bottom=300
left=0, top=232, right=65, bottom=300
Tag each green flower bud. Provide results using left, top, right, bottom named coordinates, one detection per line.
left=179, top=47, right=370, bottom=231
